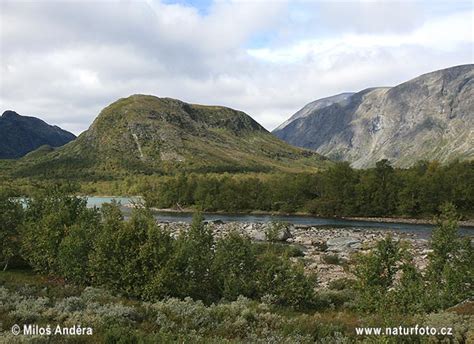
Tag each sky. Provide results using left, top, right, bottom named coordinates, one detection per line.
left=0, top=0, right=473, bottom=135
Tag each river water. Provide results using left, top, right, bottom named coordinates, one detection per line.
left=86, top=197, right=474, bottom=239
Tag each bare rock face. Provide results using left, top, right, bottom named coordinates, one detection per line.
left=273, top=65, right=474, bottom=168
left=273, top=93, right=355, bottom=132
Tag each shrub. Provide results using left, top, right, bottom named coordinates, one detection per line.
left=314, top=290, right=354, bottom=310
left=391, top=258, right=426, bottom=314
left=421, top=311, right=472, bottom=344
left=264, top=221, right=290, bottom=242
left=9, top=296, right=50, bottom=323
left=213, top=231, right=257, bottom=301
left=20, top=190, right=93, bottom=274
left=256, top=251, right=316, bottom=310
left=328, top=278, right=356, bottom=291
left=155, top=212, right=218, bottom=303
left=80, top=287, right=115, bottom=304
left=353, top=235, right=402, bottom=312
left=89, top=202, right=126, bottom=292
left=284, top=245, right=305, bottom=258
left=322, top=254, right=342, bottom=265
left=58, top=209, right=100, bottom=285
left=425, top=203, right=474, bottom=310
left=56, top=296, right=86, bottom=313
left=103, top=326, right=141, bottom=344
left=0, top=194, right=24, bottom=271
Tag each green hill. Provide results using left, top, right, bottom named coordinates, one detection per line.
left=10, top=95, right=329, bottom=180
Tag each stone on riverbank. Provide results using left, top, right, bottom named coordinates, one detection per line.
left=326, top=237, right=361, bottom=252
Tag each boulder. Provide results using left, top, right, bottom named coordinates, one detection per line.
left=248, top=230, right=266, bottom=241
left=312, top=239, right=328, bottom=252
left=326, top=237, right=361, bottom=252
left=262, top=223, right=293, bottom=242
left=209, top=219, right=224, bottom=225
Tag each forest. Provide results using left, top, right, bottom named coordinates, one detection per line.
left=139, top=160, right=474, bottom=218
left=2, top=159, right=472, bottom=220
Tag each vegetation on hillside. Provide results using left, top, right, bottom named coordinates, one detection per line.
left=2, top=95, right=328, bottom=179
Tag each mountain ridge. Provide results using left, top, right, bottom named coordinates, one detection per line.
left=0, top=111, right=76, bottom=159
left=274, top=92, right=355, bottom=132
left=12, top=94, right=329, bottom=179
left=273, top=64, right=474, bottom=168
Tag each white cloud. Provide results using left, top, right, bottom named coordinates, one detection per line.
left=247, top=11, right=473, bottom=63
left=0, top=0, right=472, bottom=135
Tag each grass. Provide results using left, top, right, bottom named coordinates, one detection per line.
left=0, top=270, right=354, bottom=343
left=322, top=253, right=343, bottom=265
left=0, top=269, right=82, bottom=300
left=0, top=269, right=43, bottom=286
left=1, top=269, right=472, bottom=343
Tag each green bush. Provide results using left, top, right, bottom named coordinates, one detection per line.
left=0, top=193, right=24, bottom=270
left=391, top=258, right=426, bottom=314
left=284, top=244, right=305, bottom=257
left=264, top=221, right=289, bottom=242
left=90, top=204, right=174, bottom=299
left=155, top=212, right=218, bottom=303
left=213, top=231, right=257, bottom=301
left=58, top=209, right=101, bottom=284
left=328, top=278, right=356, bottom=291
left=314, top=290, right=353, bottom=310
left=20, top=190, right=94, bottom=274
left=322, top=253, right=342, bottom=265
left=425, top=203, right=474, bottom=310
left=256, top=250, right=316, bottom=310
left=353, top=235, right=402, bottom=312
left=89, top=202, right=127, bottom=292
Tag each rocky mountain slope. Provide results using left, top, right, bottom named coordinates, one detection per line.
left=274, top=93, right=355, bottom=132
left=14, top=95, right=328, bottom=178
left=273, top=65, right=474, bottom=168
left=0, top=111, right=76, bottom=159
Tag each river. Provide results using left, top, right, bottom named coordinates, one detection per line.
left=86, top=197, right=474, bottom=239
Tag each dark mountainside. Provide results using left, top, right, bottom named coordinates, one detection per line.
left=0, top=111, right=76, bottom=159
left=273, top=64, right=474, bottom=168
left=12, top=95, right=328, bottom=178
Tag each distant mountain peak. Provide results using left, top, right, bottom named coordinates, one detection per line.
left=274, top=92, right=355, bottom=132
left=0, top=111, right=76, bottom=159
left=2, top=110, right=20, bottom=119
left=273, top=64, right=474, bottom=168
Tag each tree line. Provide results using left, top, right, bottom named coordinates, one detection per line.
left=141, top=160, right=474, bottom=218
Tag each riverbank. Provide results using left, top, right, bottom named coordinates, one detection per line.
left=130, top=205, right=474, bottom=227
left=157, top=220, right=431, bottom=289
left=343, top=216, right=474, bottom=227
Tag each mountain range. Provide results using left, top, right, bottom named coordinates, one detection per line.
left=273, top=64, right=474, bottom=168
left=2, top=65, right=472, bottom=177
left=0, top=111, right=76, bottom=159
left=8, top=95, right=328, bottom=179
